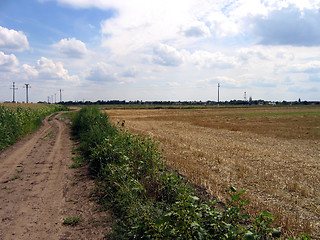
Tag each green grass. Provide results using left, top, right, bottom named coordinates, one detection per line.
left=70, top=155, right=84, bottom=168
left=62, top=216, right=81, bottom=226
left=42, top=131, right=54, bottom=140
left=48, top=112, right=59, bottom=121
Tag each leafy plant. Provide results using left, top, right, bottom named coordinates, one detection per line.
left=62, top=216, right=81, bottom=226
left=0, top=103, right=68, bottom=150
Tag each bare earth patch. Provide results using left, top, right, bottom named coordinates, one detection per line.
left=0, top=112, right=112, bottom=240
left=107, top=107, right=320, bottom=238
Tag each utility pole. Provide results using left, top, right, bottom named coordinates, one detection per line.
left=59, top=89, right=62, bottom=103
left=24, top=84, right=30, bottom=103
left=217, top=83, right=220, bottom=106
left=10, top=82, right=18, bottom=103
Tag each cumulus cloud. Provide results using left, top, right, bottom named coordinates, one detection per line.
left=252, top=5, right=320, bottom=46
left=122, top=66, right=138, bottom=78
left=181, top=22, right=211, bottom=38
left=35, top=57, right=80, bottom=83
left=0, top=26, right=30, bottom=52
left=153, top=44, right=183, bottom=67
left=198, top=76, right=241, bottom=88
left=190, top=50, right=237, bottom=69
left=237, top=47, right=272, bottom=63
left=54, top=38, right=88, bottom=58
left=21, top=64, right=38, bottom=78
left=86, top=62, right=117, bottom=82
left=0, top=51, right=19, bottom=72
left=288, top=61, right=320, bottom=73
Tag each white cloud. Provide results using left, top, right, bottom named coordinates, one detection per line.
left=0, top=26, right=30, bottom=52
left=35, top=57, right=80, bottom=83
left=167, top=82, right=181, bottom=87
left=54, top=38, right=88, bottom=58
left=121, top=66, right=138, bottom=78
left=237, top=47, right=273, bottom=63
left=0, top=51, right=19, bottom=72
left=190, top=50, right=237, bottom=69
left=86, top=62, right=117, bottom=82
left=287, top=61, right=320, bottom=73
left=153, top=44, right=183, bottom=67
left=181, top=21, right=211, bottom=38
left=198, top=75, right=242, bottom=88
left=22, top=64, right=38, bottom=78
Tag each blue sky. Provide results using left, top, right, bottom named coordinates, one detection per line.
left=0, top=0, right=320, bottom=102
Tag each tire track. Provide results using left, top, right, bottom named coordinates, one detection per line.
left=0, top=111, right=112, bottom=240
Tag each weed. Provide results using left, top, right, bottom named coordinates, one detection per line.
left=48, top=112, right=59, bottom=121
left=42, top=131, right=54, bottom=140
left=71, top=181, right=78, bottom=186
left=70, top=155, right=84, bottom=168
left=11, top=175, right=20, bottom=180
left=62, top=216, right=81, bottom=226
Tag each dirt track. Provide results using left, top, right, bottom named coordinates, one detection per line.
left=0, top=112, right=112, bottom=240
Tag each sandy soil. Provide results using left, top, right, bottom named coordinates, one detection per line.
left=0, top=112, right=112, bottom=240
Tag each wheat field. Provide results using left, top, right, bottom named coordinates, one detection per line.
left=107, top=106, right=320, bottom=238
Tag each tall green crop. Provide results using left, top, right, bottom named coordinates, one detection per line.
left=0, top=104, right=67, bottom=151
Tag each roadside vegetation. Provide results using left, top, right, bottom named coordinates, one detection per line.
left=0, top=103, right=68, bottom=151
left=71, top=106, right=314, bottom=239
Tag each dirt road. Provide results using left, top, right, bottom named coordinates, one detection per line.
left=0, top=112, right=112, bottom=240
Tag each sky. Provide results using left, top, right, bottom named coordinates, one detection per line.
left=0, top=0, right=320, bottom=103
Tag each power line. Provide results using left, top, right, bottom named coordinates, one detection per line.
left=10, top=82, right=18, bottom=103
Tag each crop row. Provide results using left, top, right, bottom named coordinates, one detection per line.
left=71, top=106, right=313, bottom=240
left=0, top=103, right=67, bottom=151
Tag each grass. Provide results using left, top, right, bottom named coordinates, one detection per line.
left=70, top=156, right=85, bottom=168
left=48, top=112, right=59, bottom=121
left=71, top=106, right=316, bottom=239
left=42, top=130, right=54, bottom=140
left=107, top=106, right=320, bottom=238
left=62, top=216, right=81, bottom=226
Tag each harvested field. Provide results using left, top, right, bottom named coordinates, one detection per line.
left=107, top=106, right=320, bottom=238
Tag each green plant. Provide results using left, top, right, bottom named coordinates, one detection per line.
left=62, top=216, right=81, bottom=226
left=0, top=104, right=68, bottom=150
left=70, top=155, right=85, bottom=168
left=48, top=112, right=59, bottom=121
left=287, top=234, right=315, bottom=240
left=11, top=175, right=20, bottom=180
